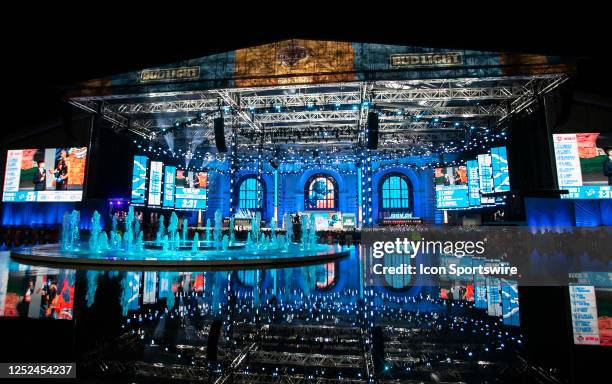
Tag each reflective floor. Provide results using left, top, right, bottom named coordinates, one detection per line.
left=0, top=249, right=559, bottom=384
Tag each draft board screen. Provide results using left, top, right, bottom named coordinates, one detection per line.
left=569, top=272, right=612, bottom=346
left=553, top=133, right=612, bottom=199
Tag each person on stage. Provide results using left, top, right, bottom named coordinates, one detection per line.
left=52, top=150, right=69, bottom=190
left=604, top=147, right=612, bottom=186
left=32, top=161, right=46, bottom=191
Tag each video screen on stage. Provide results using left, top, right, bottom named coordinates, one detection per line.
left=436, top=146, right=511, bottom=210
left=175, top=170, right=208, bottom=210
left=553, top=133, right=612, bottom=199
left=435, top=166, right=469, bottom=209
left=569, top=272, right=612, bottom=346
left=2, top=147, right=87, bottom=202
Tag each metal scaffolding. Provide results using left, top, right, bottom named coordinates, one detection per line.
left=69, top=74, right=569, bottom=156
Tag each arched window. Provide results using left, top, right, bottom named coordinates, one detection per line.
left=378, top=173, right=413, bottom=220
left=305, top=174, right=338, bottom=210
left=237, top=177, right=264, bottom=211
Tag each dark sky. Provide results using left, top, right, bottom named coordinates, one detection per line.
left=3, top=13, right=611, bottom=139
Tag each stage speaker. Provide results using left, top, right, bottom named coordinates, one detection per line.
left=366, top=112, right=379, bottom=150
left=213, top=117, right=227, bottom=153
left=206, top=319, right=223, bottom=362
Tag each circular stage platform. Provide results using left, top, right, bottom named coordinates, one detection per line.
left=143, top=240, right=246, bottom=251
left=10, top=243, right=350, bottom=271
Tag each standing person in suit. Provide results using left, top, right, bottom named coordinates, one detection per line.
left=604, top=147, right=612, bottom=186
left=32, top=161, right=46, bottom=190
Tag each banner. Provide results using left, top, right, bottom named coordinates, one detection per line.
left=148, top=161, right=163, bottom=206
left=467, top=160, right=481, bottom=207
left=501, top=279, right=520, bottom=326
left=163, top=166, right=176, bottom=208
left=491, top=146, right=510, bottom=192
left=486, top=276, right=502, bottom=317
left=131, top=155, right=148, bottom=205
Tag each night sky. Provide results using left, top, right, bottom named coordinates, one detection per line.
left=3, top=13, right=611, bottom=140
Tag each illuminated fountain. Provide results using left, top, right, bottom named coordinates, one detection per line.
left=213, top=209, right=222, bottom=250
left=222, top=235, right=229, bottom=251
left=12, top=209, right=349, bottom=269
left=182, top=218, right=188, bottom=241
left=246, top=233, right=254, bottom=252
left=135, top=231, right=143, bottom=252
left=284, top=213, right=293, bottom=251
left=191, top=232, right=199, bottom=254
left=270, top=217, right=277, bottom=245
left=205, top=218, right=212, bottom=242
left=252, top=212, right=261, bottom=245
left=89, top=211, right=102, bottom=253
left=156, top=215, right=165, bottom=245
left=124, top=206, right=134, bottom=253
left=98, top=231, right=109, bottom=251
left=61, top=210, right=80, bottom=251
left=229, top=216, right=235, bottom=244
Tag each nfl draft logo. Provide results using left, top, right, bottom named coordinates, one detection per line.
left=277, top=43, right=309, bottom=66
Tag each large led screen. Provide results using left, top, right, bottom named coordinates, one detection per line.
left=148, top=161, right=163, bottom=206
left=163, top=165, right=177, bottom=208
left=436, top=146, right=511, bottom=210
left=553, top=133, right=612, bottom=199
left=569, top=272, right=612, bottom=346
left=175, top=170, right=208, bottom=210
left=3, top=148, right=87, bottom=202
left=435, top=166, right=469, bottom=209
left=131, top=155, right=148, bottom=205
left=491, top=146, right=510, bottom=192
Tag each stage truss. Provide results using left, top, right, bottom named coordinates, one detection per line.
left=68, top=74, right=569, bottom=159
